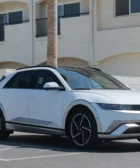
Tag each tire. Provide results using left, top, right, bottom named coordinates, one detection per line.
left=68, top=106, right=100, bottom=149
left=137, top=139, right=140, bottom=142
left=0, top=112, right=10, bottom=140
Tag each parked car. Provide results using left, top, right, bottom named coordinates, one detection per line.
left=0, top=66, right=140, bottom=149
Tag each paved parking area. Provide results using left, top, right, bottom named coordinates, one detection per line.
left=0, top=133, right=140, bottom=167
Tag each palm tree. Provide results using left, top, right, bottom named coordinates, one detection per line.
left=47, top=0, right=58, bottom=67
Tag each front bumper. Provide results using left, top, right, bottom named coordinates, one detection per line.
left=93, top=104, right=140, bottom=139
left=98, top=123, right=140, bottom=140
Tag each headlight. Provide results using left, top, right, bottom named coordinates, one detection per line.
left=97, top=103, right=133, bottom=110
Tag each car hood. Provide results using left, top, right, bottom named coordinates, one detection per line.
left=76, top=90, right=140, bottom=104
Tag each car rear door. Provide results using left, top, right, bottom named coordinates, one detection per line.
left=1, top=70, right=35, bottom=125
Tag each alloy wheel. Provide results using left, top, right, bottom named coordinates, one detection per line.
left=70, top=113, right=92, bottom=147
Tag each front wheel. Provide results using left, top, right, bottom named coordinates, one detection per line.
left=68, top=107, right=100, bottom=149
left=137, top=138, right=140, bottom=142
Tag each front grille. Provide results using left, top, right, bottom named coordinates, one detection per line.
left=132, top=105, right=140, bottom=111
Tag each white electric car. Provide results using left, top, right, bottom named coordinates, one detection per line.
left=0, top=66, right=140, bottom=149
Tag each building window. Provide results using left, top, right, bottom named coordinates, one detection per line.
left=9, top=11, right=23, bottom=24
left=0, top=11, right=23, bottom=25
left=0, top=14, right=7, bottom=41
left=0, top=11, right=23, bottom=41
left=131, top=0, right=140, bottom=14
left=116, top=0, right=140, bottom=16
left=57, top=3, right=80, bottom=18
left=58, top=5, right=64, bottom=17
left=64, top=3, right=80, bottom=17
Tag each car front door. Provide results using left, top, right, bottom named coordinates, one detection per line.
left=27, top=70, right=65, bottom=129
left=1, top=70, right=35, bottom=124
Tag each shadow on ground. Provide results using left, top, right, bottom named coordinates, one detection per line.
left=0, top=133, right=140, bottom=153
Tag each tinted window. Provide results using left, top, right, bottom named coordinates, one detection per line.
left=9, top=11, right=22, bottom=24
left=58, top=5, right=64, bottom=17
left=0, top=14, right=8, bottom=24
left=58, top=68, right=128, bottom=90
left=35, top=70, right=63, bottom=89
left=116, top=0, right=129, bottom=16
left=4, top=71, right=35, bottom=89
left=131, top=0, right=140, bottom=13
left=64, top=3, right=80, bottom=17
left=0, top=14, right=7, bottom=41
left=0, top=25, right=4, bottom=41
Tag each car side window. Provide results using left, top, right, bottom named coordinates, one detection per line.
left=4, top=70, right=36, bottom=89
left=35, top=70, right=63, bottom=89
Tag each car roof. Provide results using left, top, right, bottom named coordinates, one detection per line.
left=16, top=66, right=102, bottom=72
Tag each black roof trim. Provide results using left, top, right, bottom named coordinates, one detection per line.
left=17, top=66, right=102, bottom=72
left=87, top=67, right=102, bottom=72
left=17, top=66, right=56, bottom=71
left=58, top=66, right=102, bottom=72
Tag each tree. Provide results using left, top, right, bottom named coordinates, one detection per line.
left=47, top=0, right=58, bottom=67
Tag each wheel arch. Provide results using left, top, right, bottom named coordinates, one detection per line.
left=62, top=100, right=102, bottom=135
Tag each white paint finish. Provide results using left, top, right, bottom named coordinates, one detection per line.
left=28, top=90, right=65, bottom=128
left=0, top=69, right=15, bottom=77
left=0, top=89, right=29, bottom=121
left=0, top=152, right=81, bottom=162
left=0, top=148, right=13, bottom=151
left=1, top=67, right=140, bottom=140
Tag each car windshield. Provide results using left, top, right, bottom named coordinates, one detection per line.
left=57, top=68, right=129, bottom=90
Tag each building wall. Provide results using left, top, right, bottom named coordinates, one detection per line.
left=35, top=15, right=91, bottom=65
left=95, top=0, right=140, bottom=77
left=0, top=22, right=32, bottom=66
left=97, top=0, right=140, bottom=30
left=0, top=62, right=26, bottom=69
left=95, top=26, right=140, bottom=64
left=98, top=53, right=140, bottom=77
left=58, top=58, right=88, bottom=67
left=0, top=2, right=29, bottom=21
left=38, top=0, right=89, bottom=18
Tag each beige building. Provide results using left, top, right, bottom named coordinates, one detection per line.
left=0, top=0, right=140, bottom=76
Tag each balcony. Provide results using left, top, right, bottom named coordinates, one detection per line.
left=0, top=21, right=31, bottom=65
left=36, top=13, right=89, bottom=38
left=36, top=17, right=61, bottom=37
left=34, top=14, right=90, bottom=65
left=0, top=20, right=29, bottom=42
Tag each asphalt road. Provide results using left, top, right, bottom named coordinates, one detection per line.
left=0, top=133, right=140, bottom=168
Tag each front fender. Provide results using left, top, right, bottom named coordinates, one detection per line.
left=62, top=99, right=102, bottom=132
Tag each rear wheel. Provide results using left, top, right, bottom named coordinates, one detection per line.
left=0, top=113, right=10, bottom=140
left=68, top=107, right=100, bottom=149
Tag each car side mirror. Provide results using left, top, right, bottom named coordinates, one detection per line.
left=43, top=82, right=64, bottom=91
